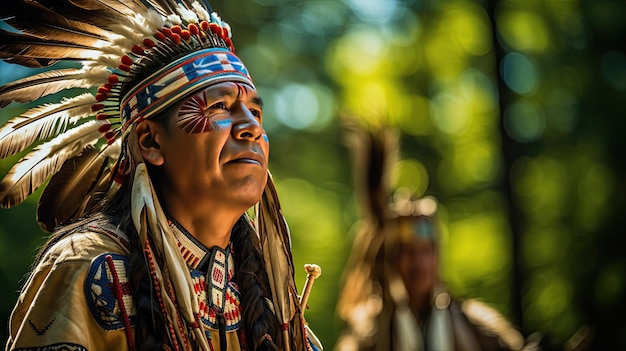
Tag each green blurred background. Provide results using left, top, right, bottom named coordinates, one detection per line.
left=1, top=0, right=625, bottom=349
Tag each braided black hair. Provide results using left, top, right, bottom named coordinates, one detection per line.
left=231, top=217, right=282, bottom=351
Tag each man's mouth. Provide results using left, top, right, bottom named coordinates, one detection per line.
left=231, top=158, right=261, bottom=166
left=228, top=151, right=264, bottom=166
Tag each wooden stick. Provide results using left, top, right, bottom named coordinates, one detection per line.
left=299, top=264, right=322, bottom=313
left=283, top=329, right=290, bottom=351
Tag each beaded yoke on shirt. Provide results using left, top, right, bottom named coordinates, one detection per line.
left=167, top=218, right=242, bottom=333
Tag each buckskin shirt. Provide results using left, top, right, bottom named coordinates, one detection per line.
left=7, top=214, right=322, bottom=351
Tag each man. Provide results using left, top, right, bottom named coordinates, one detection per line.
left=335, top=123, right=533, bottom=351
left=0, top=1, right=320, bottom=350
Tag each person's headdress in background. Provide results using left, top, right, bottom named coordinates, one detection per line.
left=388, top=189, right=439, bottom=246
left=0, top=1, right=306, bottom=349
left=335, top=120, right=399, bottom=350
left=336, top=119, right=440, bottom=350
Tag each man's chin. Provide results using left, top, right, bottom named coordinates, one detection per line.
left=233, top=189, right=266, bottom=209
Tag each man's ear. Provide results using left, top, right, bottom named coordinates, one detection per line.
left=135, top=120, right=165, bottom=166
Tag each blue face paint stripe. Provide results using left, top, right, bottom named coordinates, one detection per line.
left=262, top=134, right=269, bottom=144
left=214, top=120, right=233, bottom=129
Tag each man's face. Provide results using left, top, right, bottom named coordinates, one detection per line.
left=153, top=81, right=269, bottom=212
left=395, top=232, right=438, bottom=305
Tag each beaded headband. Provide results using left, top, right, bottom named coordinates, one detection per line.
left=121, top=48, right=253, bottom=130
left=391, top=195, right=439, bottom=244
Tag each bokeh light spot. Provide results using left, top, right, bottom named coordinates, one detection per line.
left=345, top=0, right=401, bottom=23
left=498, top=11, right=550, bottom=52
left=393, top=158, right=429, bottom=197
left=430, top=92, right=471, bottom=135
left=448, top=3, right=492, bottom=56
left=501, top=52, right=539, bottom=94
left=504, top=101, right=545, bottom=142
left=545, top=89, right=578, bottom=134
left=526, top=271, right=573, bottom=323
left=273, top=83, right=336, bottom=131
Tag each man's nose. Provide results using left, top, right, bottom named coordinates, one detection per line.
left=232, top=103, right=263, bottom=140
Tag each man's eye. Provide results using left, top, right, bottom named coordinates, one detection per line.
left=250, top=109, right=262, bottom=118
left=210, top=101, right=228, bottom=110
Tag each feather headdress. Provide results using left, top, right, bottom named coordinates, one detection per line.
left=335, top=120, right=399, bottom=349
left=0, top=0, right=247, bottom=226
left=0, top=0, right=306, bottom=350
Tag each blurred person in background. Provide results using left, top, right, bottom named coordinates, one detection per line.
left=334, top=122, right=536, bottom=351
left=0, top=0, right=321, bottom=350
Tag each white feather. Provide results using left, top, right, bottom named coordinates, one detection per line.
left=210, top=12, right=223, bottom=23
left=81, top=67, right=112, bottom=86
left=144, top=9, right=166, bottom=31
left=0, top=93, right=97, bottom=158
left=131, top=163, right=156, bottom=241
left=177, top=4, right=198, bottom=23
left=93, top=54, right=124, bottom=69
left=191, top=1, right=210, bottom=21
left=89, top=39, right=114, bottom=50
left=129, top=11, right=164, bottom=36
left=108, top=29, right=143, bottom=51
left=0, top=121, right=105, bottom=206
left=166, top=14, right=182, bottom=25
left=97, top=44, right=127, bottom=57
left=224, top=22, right=232, bottom=39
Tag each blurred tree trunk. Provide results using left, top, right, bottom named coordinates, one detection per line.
left=484, top=0, right=525, bottom=331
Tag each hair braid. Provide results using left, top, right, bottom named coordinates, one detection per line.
left=103, top=180, right=169, bottom=351
left=231, top=217, right=281, bottom=351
